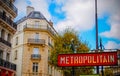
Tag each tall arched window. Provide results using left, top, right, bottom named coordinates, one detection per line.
left=1, top=29, right=5, bottom=39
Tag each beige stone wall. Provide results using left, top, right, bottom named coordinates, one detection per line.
left=12, top=18, right=63, bottom=76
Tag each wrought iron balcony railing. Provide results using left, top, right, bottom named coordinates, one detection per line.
left=23, top=72, right=43, bottom=76
left=28, top=39, right=45, bottom=45
left=31, top=54, right=41, bottom=60
left=0, top=12, right=17, bottom=30
left=0, top=58, right=16, bottom=71
left=24, top=24, right=57, bottom=36
left=0, top=0, right=18, bottom=14
left=0, top=37, right=11, bottom=47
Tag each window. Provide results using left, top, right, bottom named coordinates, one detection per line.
left=6, top=53, right=10, bottom=61
left=1, top=29, right=5, bottom=39
left=34, top=13, right=40, bottom=17
left=35, top=33, right=39, bottom=42
left=0, top=50, right=3, bottom=59
left=35, top=33, right=39, bottom=39
left=7, top=33, right=11, bottom=42
left=15, top=37, right=18, bottom=45
left=33, top=48, right=39, bottom=54
left=35, top=21, right=39, bottom=28
left=14, top=50, right=17, bottom=60
left=48, top=36, right=50, bottom=44
left=2, top=11, right=6, bottom=18
left=32, top=63, right=38, bottom=72
left=48, top=65, right=52, bottom=75
left=48, top=50, right=50, bottom=60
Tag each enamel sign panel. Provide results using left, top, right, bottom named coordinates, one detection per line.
left=58, top=52, right=117, bottom=67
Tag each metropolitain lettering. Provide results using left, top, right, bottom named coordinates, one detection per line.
left=59, top=54, right=115, bottom=65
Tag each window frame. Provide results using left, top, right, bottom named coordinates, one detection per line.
left=32, top=62, right=38, bottom=72
left=15, top=37, right=18, bottom=45
left=6, top=53, right=10, bottom=61
left=14, top=50, right=17, bottom=60
left=0, top=50, right=3, bottom=59
left=33, top=47, right=39, bottom=54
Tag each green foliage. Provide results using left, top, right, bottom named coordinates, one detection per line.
left=50, top=28, right=93, bottom=75
left=100, top=67, right=114, bottom=76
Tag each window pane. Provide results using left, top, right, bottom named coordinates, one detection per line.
left=6, top=53, right=10, bottom=61
left=35, top=13, right=40, bottom=17
left=14, top=50, right=17, bottom=60
left=33, top=48, right=39, bottom=54
left=35, top=21, right=39, bottom=28
left=16, top=37, right=18, bottom=45
left=33, top=63, right=38, bottom=72
left=48, top=36, right=50, bottom=43
left=1, top=29, right=5, bottom=39
left=7, top=33, right=11, bottom=42
left=35, top=33, right=39, bottom=39
left=0, top=50, right=3, bottom=58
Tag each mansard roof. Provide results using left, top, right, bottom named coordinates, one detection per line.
left=16, top=11, right=46, bottom=24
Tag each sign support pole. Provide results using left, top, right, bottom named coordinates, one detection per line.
left=95, top=0, right=99, bottom=74
left=71, top=39, right=76, bottom=76
left=100, top=38, right=104, bottom=76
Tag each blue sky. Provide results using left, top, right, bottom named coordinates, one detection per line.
left=14, top=0, right=120, bottom=50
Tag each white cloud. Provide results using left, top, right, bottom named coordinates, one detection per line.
left=14, top=0, right=27, bottom=20
left=14, top=0, right=120, bottom=40
left=14, top=0, right=51, bottom=20
left=100, top=11, right=120, bottom=39
left=54, top=0, right=120, bottom=40
left=100, top=13, right=120, bottom=40
left=99, top=0, right=120, bottom=40
left=29, top=0, right=51, bottom=20
left=55, top=0, right=95, bottom=32
left=100, top=24, right=120, bottom=40
left=104, top=41, right=120, bottom=50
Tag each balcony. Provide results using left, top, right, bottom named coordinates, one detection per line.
left=31, top=54, right=41, bottom=60
left=24, top=24, right=57, bottom=36
left=0, top=12, right=17, bottom=30
left=0, top=0, right=18, bottom=15
left=0, top=58, right=16, bottom=71
left=28, top=39, right=45, bottom=45
left=0, top=37, right=11, bottom=47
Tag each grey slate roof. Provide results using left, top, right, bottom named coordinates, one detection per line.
left=16, top=11, right=46, bottom=24
left=27, top=11, right=46, bottom=19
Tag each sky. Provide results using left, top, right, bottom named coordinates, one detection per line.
left=14, top=0, right=120, bottom=51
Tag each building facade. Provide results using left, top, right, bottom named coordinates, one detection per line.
left=112, top=50, right=120, bottom=76
left=0, top=0, right=17, bottom=76
left=11, top=6, right=63, bottom=76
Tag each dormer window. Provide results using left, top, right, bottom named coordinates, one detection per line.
left=35, top=13, right=39, bottom=17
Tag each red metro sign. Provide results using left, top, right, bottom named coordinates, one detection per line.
left=58, top=52, right=117, bottom=67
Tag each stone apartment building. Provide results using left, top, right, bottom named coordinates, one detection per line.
left=0, top=0, right=17, bottom=76
left=112, top=50, right=120, bottom=76
left=11, top=6, right=63, bottom=76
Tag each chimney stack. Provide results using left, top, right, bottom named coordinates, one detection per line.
left=27, top=6, right=34, bottom=16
